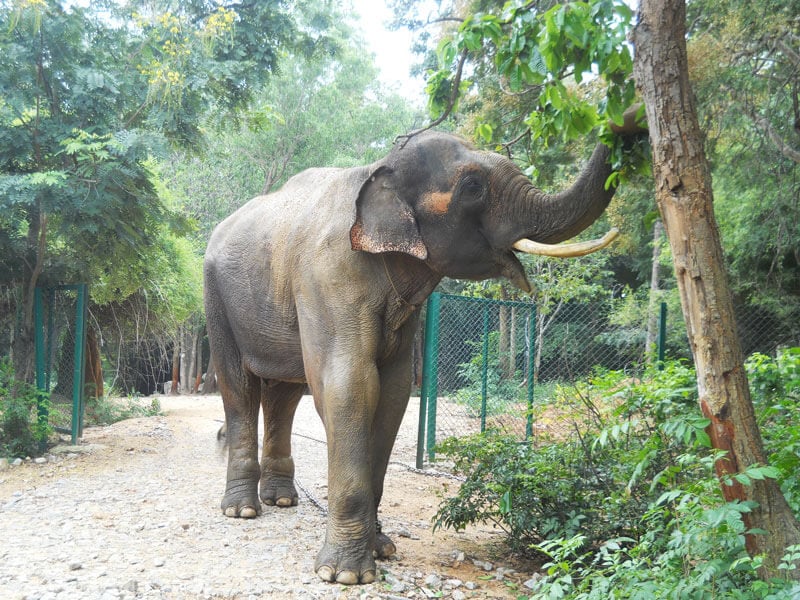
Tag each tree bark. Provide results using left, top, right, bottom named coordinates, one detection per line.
left=499, top=302, right=510, bottom=379
left=194, top=330, right=203, bottom=393
left=84, top=326, right=103, bottom=399
left=203, top=349, right=218, bottom=395
left=634, top=0, right=800, bottom=577
left=170, top=329, right=180, bottom=396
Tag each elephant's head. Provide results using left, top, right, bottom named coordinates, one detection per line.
left=350, top=120, right=642, bottom=293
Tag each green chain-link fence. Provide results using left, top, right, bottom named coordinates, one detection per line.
left=417, top=292, right=662, bottom=467
left=416, top=290, right=799, bottom=467
left=34, top=284, right=88, bottom=444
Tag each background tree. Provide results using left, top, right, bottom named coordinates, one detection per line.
left=408, top=0, right=800, bottom=578
left=0, top=0, right=334, bottom=385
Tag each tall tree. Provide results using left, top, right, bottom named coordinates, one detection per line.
left=0, top=0, right=329, bottom=382
left=633, top=0, right=800, bottom=576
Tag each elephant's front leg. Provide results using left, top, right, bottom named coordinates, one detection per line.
left=370, top=344, right=416, bottom=561
left=312, top=365, right=380, bottom=585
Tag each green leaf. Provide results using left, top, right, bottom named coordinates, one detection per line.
left=476, top=123, right=493, bottom=143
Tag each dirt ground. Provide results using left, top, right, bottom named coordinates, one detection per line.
left=0, top=395, right=534, bottom=599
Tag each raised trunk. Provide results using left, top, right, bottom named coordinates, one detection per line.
left=508, top=108, right=646, bottom=248
left=529, top=143, right=616, bottom=244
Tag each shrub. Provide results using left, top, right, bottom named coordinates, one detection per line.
left=84, top=392, right=161, bottom=426
left=747, top=348, right=800, bottom=513
left=434, top=362, right=706, bottom=555
left=0, top=359, right=53, bottom=458
left=433, top=354, right=800, bottom=598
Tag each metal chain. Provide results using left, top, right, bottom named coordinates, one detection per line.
left=294, top=477, right=328, bottom=516
left=290, top=431, right=465, bottom=482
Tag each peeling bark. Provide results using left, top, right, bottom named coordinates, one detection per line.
left=634, top=0, right=800, bottom=577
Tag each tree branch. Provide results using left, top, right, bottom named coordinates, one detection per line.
left=752, top=112, right=800, bottom=163
left=396, top=48, right=469, bottom=147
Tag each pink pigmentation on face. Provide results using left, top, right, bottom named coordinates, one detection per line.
left=420, top=191, right=453, bottom=215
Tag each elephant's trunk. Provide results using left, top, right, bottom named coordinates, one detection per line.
left=519, top=143, right=616, bottom=245
left=498, top=107, right=646, bottom=257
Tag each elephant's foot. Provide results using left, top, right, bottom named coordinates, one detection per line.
left=314, top=540, right=377, bottom=585
left=221, top=480, right=261, bottom=519
left=260, top=456, right=298, bottom=507
left=221, top=464, right=261, bottom=518
left=374, top=530, right=396, bottom=559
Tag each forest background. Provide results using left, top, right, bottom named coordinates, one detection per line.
left=1, top=0, right=799, bottom=593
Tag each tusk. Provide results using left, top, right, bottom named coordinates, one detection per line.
left=513, top=228, right=620, bottom=258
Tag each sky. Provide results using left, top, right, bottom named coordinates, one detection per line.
left=349, top=0, right=427, bottom=104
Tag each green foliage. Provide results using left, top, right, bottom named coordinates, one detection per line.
left=0, top=359, right=52, bottom=458
left=434, top=355, right=800, bottom=597
left=163, top=21, right=420, bottom=242
left=0, top=0, right=336, bottom=385
left=84, top=393, right=162, bottom=427
left=747, top=348, right=800, bottom=513
left=424, top=0, right=647, bottom=177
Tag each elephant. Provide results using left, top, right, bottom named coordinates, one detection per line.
left=203, top=117, right=644, bottom=585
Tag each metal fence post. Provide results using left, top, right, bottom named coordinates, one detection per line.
left=34, top=287, right=48, bottom=450
left=526, top=304, right=536, bottom=439
left=657, top=301, right=667, bottom=368
left=71, top=284, right=88, bottom=441
left=480, top=304, right=490, bottom=433
left=419, top=292, right=441, bottom=466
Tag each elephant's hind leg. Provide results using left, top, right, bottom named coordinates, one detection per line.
left=219, top=369, right=262, bottom=518
left=259, top=381, right=305, bottom=507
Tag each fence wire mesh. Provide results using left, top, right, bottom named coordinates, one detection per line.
left=418, top=291, right=800, bottom=464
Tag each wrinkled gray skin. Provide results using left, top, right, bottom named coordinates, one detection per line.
left=204, top=131, right=627, bottom=585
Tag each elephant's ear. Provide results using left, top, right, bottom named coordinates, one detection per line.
left=350, top=166, right=428, bottom=260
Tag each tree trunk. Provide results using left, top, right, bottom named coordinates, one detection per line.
left=644, top=218, right=664, bottom=360
left=185, top=325, right=198, bottom=395
left=194, top=330, right=203, bottom=393
left=84, top=326, right=103, bottom=399
left=510, top=306, right=517, bottom=378
left=634, top=0, right=800, bottom=577
left=203, top=349, right=218, bottom=395
left=499, top=302, right=510, bottom=379
left=11, top=208, right=48, bottom=384
left=170, top=329, right=180, bottom=396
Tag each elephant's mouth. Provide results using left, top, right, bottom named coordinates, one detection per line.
left=498, top=250, right=532, bottom=293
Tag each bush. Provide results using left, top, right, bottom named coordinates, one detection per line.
left=84, top=393, right=161, bottom=426
left=0, top=359, right=53, bottom=458
left=434, top=362, right=705, bottom=554
left=747, top=348, right=800, bottom=513
left=433, top=354, right=800, bottom=598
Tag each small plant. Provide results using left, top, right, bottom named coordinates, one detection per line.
left=84, top=392, right=161, bottom=426
left=0, top=359, right=53, bottom=458
left=747, top=348, right=800, bottom=513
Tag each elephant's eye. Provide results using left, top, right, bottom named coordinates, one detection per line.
left=459, top=175, right=485, bottom=205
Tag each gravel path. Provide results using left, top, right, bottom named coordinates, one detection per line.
left=0, top=396, right=525, bottom=599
